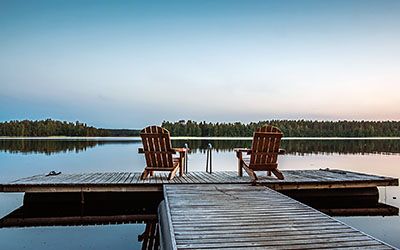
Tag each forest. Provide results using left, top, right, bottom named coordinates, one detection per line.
left=1, top=119, right=400, bottom=137
left=0, top=119, right=139, bottom=137
left=0, top=119, right=110, bottom=137
left=162, top=120, right=400, bottom=137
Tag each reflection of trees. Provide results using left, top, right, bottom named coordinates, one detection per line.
left=0, top=140, right=141, bottom=155
left=172, top=140, right=251, bottom=154
left=173, top=139, right=400, bottom=155
left=282, top=140, right=400, bottom=155
left=1, top=139, right=400, bottom=155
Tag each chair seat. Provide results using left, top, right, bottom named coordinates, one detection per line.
left=145, top=159, right=180, bottom=171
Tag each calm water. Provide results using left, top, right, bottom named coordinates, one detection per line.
left=0, top=138, right=400, bottom=249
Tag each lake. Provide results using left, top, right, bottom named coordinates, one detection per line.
left=0, top=138, right=400, bottom=249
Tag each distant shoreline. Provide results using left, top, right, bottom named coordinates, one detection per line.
left=2, top=119, right=400, bottom=137
left=1, top=136, right=400, bottom=140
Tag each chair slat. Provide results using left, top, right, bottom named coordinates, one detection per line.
left=159, top=136, right=166, bottom=167
left=142, top=137, right=152, bottom=167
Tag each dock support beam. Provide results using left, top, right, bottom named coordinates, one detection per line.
left=236, top=151, right=243, bottom=177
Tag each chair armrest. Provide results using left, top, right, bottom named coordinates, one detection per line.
left=234, top=148, right=285, bottom=155
left=138, top=148, right=182, bottom=154
left=234, top=148, right=252, bottom=153
left=173, top=148, right=189, bottom=161
left=173, top=147, right=190, bottom=153
left=234, top=148, right=251, bottom=160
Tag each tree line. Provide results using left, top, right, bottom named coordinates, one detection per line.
left=0, top=119, right=109, bottom=137
left=0, top=119, right=140, bottom=137
left=162, top=120, right=400, bottom=137
left=1, top=119, right=400, bottom=137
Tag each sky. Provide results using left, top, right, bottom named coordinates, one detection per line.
left=0, top=0, right=399, bottom=128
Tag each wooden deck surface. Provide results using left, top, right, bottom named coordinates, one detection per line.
left=0, top=169, right=397, bottom=193
left=160, top=184, right=394, bottom=249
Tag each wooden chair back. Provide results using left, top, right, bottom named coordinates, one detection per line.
left=140, top=126, right=174, bottom=169
left=249, top=125, right=283, bottom=170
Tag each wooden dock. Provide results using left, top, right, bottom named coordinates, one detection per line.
left=0, top=169, right=397, bottom=193
left=159, top=184, right=395, bottom=249
left=1, top=169, right=398, bottom=248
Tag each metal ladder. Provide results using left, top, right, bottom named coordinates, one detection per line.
left=205, top=143, right=212, bottom=174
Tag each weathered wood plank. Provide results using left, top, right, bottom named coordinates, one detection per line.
left=181, top=173, right=197, bottom=183
left=103, top=172, right=123, bottom=184
left=128, top=172, right=140, bottom=183
left=194, top=171, right=216, bottom=183
left=93, top=172, right=114, bottom=183
left=174, top=228, right=357, bottom=240
left=161, top=184, right=394, bottom=249
left=79, top=172, right=103, bottom=183
left=116, top=172, right=131, bottom=184
left=0, top=170, right=397, bottom=193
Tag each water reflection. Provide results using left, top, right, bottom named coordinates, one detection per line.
left=280, top=188, right=398, bottom=216
left=1, top=138, right=400, bottom=155
left=174, top=139, right=400, bottom=155
left=282, top=139, right=400, bottom=155
left=0, top=190, right=395, bottom=250
left=0, top=139, right=140, bottom=155
left=0, top=192, right=162, bottom=250
left=0, top=138, right=399, bottom=249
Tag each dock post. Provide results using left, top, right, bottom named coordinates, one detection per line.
left=205, top=143, right=212, bottom=174
left=236, top=151, right=243, bottom=177
left=209, top=144, right=212, bottom=174
left=205, top=148, right=209, bottom=173
left=80, top=190, right=85, bottom=205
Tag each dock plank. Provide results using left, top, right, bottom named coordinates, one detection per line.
left=127, top=173, right=140, bottom=184
left=0, top=169, right=397, bottom=193
left=93, top=172, right=114, bottom=184
left=161, top=184, right=394, bottom=249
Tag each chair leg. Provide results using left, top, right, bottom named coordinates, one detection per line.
left=150, top=171, right=154, bottom=177
left=179, top=163, right=184, bottom=177
left=168, top=166, right=179, bottom=180
left=267, top=171, right=272, bottom=176
left=179, top=154, right=184, bottom=176
left=243, top=165, right=258, bottom=181
left=141, top=170, right=149, bottom=180
left=238, top=159, right=243, bottom=177
left=236, top=152, right=243, bottom=177
left=272, top=169, right=284, bottom=180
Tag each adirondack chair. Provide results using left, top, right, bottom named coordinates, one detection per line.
left=139, top=125, right=187, bottom=180
left=234, top=125, right=285, bottom=180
